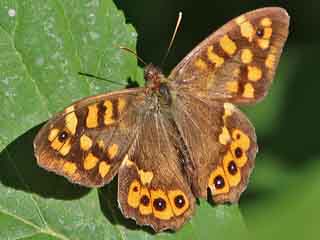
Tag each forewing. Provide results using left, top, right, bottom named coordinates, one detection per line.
left=34, top=88, right=146, bottom=187
left=169, top=7, right=289, bottom=104
left=172, top=93, right=257, bottom=203
left=117, top=110, right=195, bottom=232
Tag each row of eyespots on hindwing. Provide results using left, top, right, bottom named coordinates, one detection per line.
left=127, top=179, right=190, bottom=220
left=208, top=103, right=252, bottom=199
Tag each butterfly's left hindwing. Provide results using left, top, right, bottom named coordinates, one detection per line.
left=117, top=110, right=195, bottom=231
left=34, top=89, right=146, bottom=187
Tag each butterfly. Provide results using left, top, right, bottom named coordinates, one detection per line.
left=34, top=7, right=290, bottom=232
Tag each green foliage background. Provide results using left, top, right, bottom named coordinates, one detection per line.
left=1, top=0, right=320, bottom=239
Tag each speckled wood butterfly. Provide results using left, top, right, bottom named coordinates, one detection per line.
left=34, top=7, right=290, bottom=231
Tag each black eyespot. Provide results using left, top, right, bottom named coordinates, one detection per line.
left=235, top=147, right=243, bottom=158
left=214, top=175, right=225, bottom=189
left=133, top=186, right=139, bottom=192
left=174, top=195, right=185, bottom=208
left=256, top=28, right=264, bottom=37
left=153, top=198, right=166, bottom=211
left=236, top=133, right=241, bottom=140
left=140, top=195, right=150, bottom=206
left=228, top=161, right=238, bottom=175
left=58, top=131, right=68, bottom=142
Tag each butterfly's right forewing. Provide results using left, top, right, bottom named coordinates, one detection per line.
left=169, top=7, right=289, bottom=104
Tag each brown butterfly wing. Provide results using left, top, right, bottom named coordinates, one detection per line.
left=117, top=109, right=195, bottom=231
left=34, top=88, right=146, bottom=187
left=171, top=93, right=257, bottom=203
left=169, top=7, right=289, bottom=104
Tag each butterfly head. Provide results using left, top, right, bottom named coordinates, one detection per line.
left=144, top=64, right=166, bottom=89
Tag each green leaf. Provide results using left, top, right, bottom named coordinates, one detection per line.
left=0, top=0, right=140, bottom=152
left=0, top=1, right=247, bottom=239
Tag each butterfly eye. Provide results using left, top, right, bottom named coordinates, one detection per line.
left=174, top=195, right=185, bottom=208
left=227, top=161, right=238, bottom=175
left=58, top=130, right=69, bottom=141
left=256, top=27, right=264, bottom=37
left=140, top=195, right=150, bottom=206
left=234, top=147, right=243, bottom=158
left=153, top=198, right=167, bottom=211
left=214, top=175, right=225, bottom=189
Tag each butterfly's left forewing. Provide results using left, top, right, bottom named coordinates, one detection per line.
left=169, top=7, right=289, bottom=104
left=34, top=89, right=146, bottom=187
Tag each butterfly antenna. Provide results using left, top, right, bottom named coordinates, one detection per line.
left=161, top=11, right=183, bottom=67
left=118, top=46, right=147, bottom=66
left=78, top=72, right=126, bottom=86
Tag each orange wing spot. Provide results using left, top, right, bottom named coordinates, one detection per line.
left=99, top=161, right=110, bottom=178
left=63, top=162, right=77, bottom=175
left=107, top=143, right=119, bottom=159
left=48, top=128, right=59, bottom=142
left=219, top=126, right=231, bottom=145
left=128, top=180, right=141, bottom=208
left=232, top=67, right=240, bottom=78
left=104, top=100, right=115, bottom=125
left=194, top=58, right=208, bottom=70
left=84, top=152, right=99, bottom=170
left=263, top=27, right=273, bottom=39
left=151, top=189, right=174, bottom=220
left=257, top=39, right=270, bottom=49
left=139, top=187, right=152, bottom=215
left=239, top=21, right=254, bottom=42
left=65, top=112, right=78, bottom=135
left=231, top=144, right=248, bottom=167
left=86, top=104, right=98, bottom=128
left=122, top=154, right=135, bottom=167
left=265, top=53, right=276, bottom=69
left=97, top=140, right=105, bottom=149
left=247, top=66, right=262, bottom=81
left=231, top=129, right=251, bottom=167
left=168, top=190, right=189, bottom=216
left=235, top=15, right=246, bottom=25
left=208, top=166, right=230, bottom=195
left=138, top=169, right=154, bottom=185
left=51, top=137, right=64, bottom=151
left=241, top=49, right=253, bottom=64
left=80, top=134, right=92, bottom=151
left=59, top=139, right=72, bottom=156
left=260, top=17, right=272, bottom=27
left=222, top=151, right=241, bottom=187
left=232, top=129, right=251, bottom=150
left=207, top=46, right=224, bottom=67
left=118, top=98, right=126, bottom=114
left=219, top=35, right=237, bottom=55
left=223, top=103, right=235, bottom=120
left=226, top=81, right=239, bottom=93
left=242, top=83, right=255, bottom=98
left=64, top=105, right=75, bottom=114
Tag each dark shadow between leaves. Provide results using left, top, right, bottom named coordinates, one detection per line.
left=126, top=77, right=140, bottom=88
left=0, top=124, right=89, bottom=200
